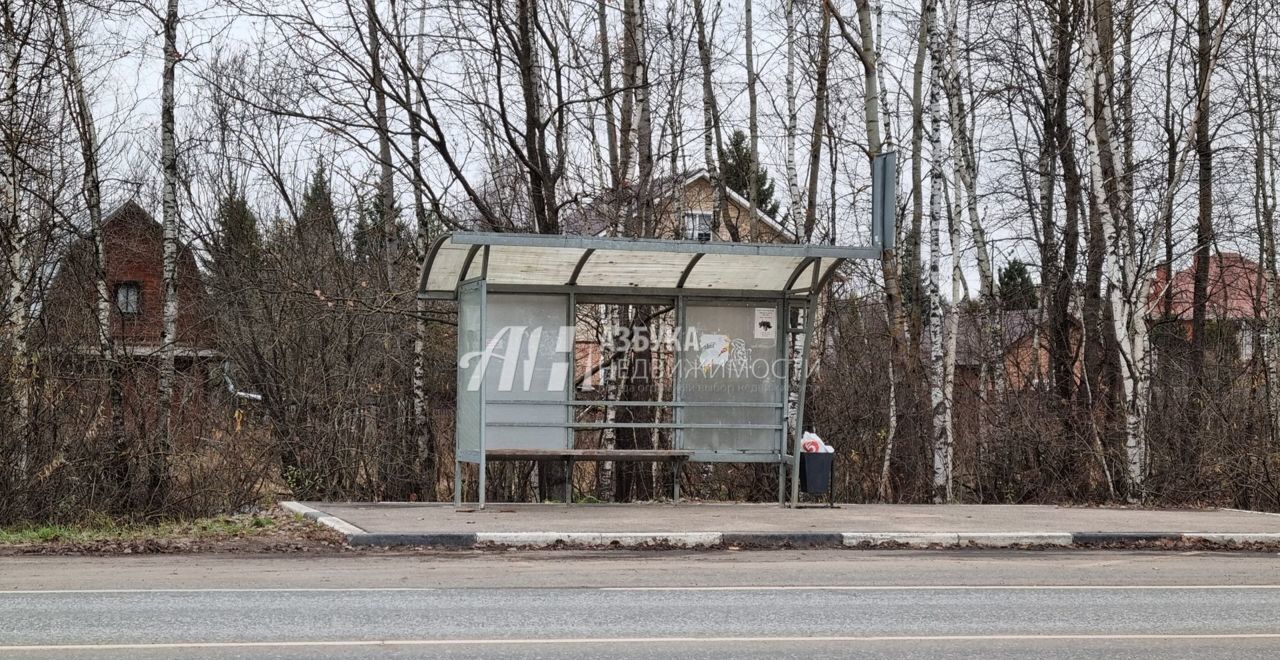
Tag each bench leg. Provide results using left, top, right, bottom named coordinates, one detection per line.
left=454, top=459, right=462, bottom=508
left=672, top=460, right=682, bottom=504
left=777, top=461, right=786, bottom=506
left=564, top=459, right=573, bottom=504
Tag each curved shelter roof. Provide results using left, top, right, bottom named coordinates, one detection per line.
left=419, top=232, right=879, bottom=299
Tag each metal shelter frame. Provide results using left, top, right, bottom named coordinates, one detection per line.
left=419, top=155, right=894, bottom=510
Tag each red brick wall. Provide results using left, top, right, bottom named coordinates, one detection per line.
left=46, top=200, right=212, bottom=349
left=44, top=200, right=217, bottom=439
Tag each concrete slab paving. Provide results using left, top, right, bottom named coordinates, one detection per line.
left=285, top=502, right=1280, bottom=549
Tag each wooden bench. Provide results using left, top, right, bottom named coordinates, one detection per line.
left=483, top=449, right=694, bottom=502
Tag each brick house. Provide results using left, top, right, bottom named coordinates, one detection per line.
left=662, top=170, right=794, bottom=243
left=566, top=171, right=797, bottom=392
left=45, top=200, right=218, bottom=436
left=564, top=170, right=795, bottom=244
left=1149, top=252, right=1264, bottom=359
left=953, top=307, right=1083, bottom=392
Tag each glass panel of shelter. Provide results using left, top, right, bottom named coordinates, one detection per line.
left=568, top=295, right=786, bottom=460
left=571, top=300, right=677, bottom=454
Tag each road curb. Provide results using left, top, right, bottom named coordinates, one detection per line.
left=279, top=501, right=367, bottom=537
left=282, top=503, right=1280, bottom=549
left=1070, top=532, right=1183, bottom=545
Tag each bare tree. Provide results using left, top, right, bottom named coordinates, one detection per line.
left=692, top=0, right=731, bottom=239
left=744, top=0, right=759, bottom=241
left=803, top=3, right=831, bottom=242
left=54, top=0, right=128, bottom=503
left=155, top=0, right=181, bottom=506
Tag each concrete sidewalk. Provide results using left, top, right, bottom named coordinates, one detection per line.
left=283, top=502, right=1280, bottom=549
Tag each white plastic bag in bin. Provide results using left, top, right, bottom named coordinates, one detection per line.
left=801, top=431, right=834, bottom=453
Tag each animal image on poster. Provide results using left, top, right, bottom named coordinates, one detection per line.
left=754, top=307, right=777, bottom=339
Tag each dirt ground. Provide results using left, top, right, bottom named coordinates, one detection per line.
left=0, top=508, right=348, bottom=556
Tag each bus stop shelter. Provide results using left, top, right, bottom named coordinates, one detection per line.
left=418, top=156, right=895, bottom=510
left=419, top=231, right=885, bottom=509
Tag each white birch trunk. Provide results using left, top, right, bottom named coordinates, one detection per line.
left=56, top=0, right=125, bottom=489
left=1081, top=0, right=1230, bottom=501
left=1262, top=116, right=1280, bottom=442
left=597, top=303, right=620, bottom=499
left=632, top=0, right=654, bottom=235
left=692, top=0, right=726, bottom=237
left=784, top=0, right=801, bottom=224
left=158, top=0, right=181, bottom=496
left=878, top=300, right=897, bottom=502
left=1, top=4, right=29, bottom=473
left=1081, top=0, right=1147, bottom=500
left=936, top=0, right=999, bottom=395
left=856, top=0, right=881, bottom=156
left=944, top=188, right=962, bottom=482
left=745, top=0, right=758, bottom=241
left=56, top=0, right=109, bottom=361
left=873, top=0, right=891, bottom=150
left=926, top=7, right=951, bottom=503
left=409, top=3, right=430, bottom=467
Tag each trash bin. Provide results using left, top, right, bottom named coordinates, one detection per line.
left=799, top=451, right=833, bottom=494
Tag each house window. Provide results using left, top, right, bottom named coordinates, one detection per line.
left=115, top=281, right=141, bottom=316
left=682, top=212, right=714, bottom=241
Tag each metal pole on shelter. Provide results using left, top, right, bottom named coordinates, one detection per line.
left=789, top=259, right=821, bottom=507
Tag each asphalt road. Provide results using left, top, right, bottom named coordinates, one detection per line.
left=2, top=550, right=1279, bottom=659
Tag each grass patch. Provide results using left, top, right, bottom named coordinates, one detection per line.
left=0, top=513, right=278, bottom=545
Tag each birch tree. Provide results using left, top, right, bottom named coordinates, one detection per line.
left=803, top=3, right=831, bottom=242
left=55, top=0, right=129, bottom=503
left=364, top=0, right=397, bottom=286
left=155, top=0, right=181, bottom=506
left=692, top=0, right=731, bottom=239
left=744, top=0, right=759, bottom=241
left=1, top=0, right=34, bottom=473
left=1244, top=3, right=1280, bottom=441
left=933, top=0, right=998, bottom=395
left=828, top=0, right=914, bottom=496
left=924, top=0, right=951, bottom=503
left=784, top=0, right=801, bottom=221
left=1081, top=0, right=1232, bottom=500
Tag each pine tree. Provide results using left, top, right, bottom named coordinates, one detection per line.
left=213, top=186, right=261, bottom=273
left=719, top=129, right=781, bottom=220
left=297, top=163, right=338, bottom=248
left=998, top=259, right=1038, bottom=311
left=354, top=193, right=408, bottom=266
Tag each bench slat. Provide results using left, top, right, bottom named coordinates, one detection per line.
left=484, top=449, right=692, bottom=462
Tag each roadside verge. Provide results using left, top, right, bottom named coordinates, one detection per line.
left=280, top=502, right=1280, bottom=550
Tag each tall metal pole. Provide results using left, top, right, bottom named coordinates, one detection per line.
left=789, top=259, right=821, bottom=507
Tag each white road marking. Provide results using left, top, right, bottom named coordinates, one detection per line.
left=600, top=584, right=1280, bottom=591
left=4, top=585, right=1280, bottom=595
left=0, top=588, right=439, bottom=595
left=4, top=634, right=1280, bottom=651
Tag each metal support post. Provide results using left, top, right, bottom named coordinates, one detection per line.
left=789, top=260, right=821, bottom=508
left=454, top=460, right=463, bottom=507
left=565, top=458, right=573, bottom=504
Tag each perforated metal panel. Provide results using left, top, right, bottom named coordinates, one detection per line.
left=455, top=280, right=485, bottom=462
left=680, top=302, right=785, bottom=454
left=482, top=293, right=572, bottom=451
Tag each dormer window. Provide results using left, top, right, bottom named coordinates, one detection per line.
left=115, top=281, right=141, bottom=316
left=682, top=212, right=713, bottom=241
